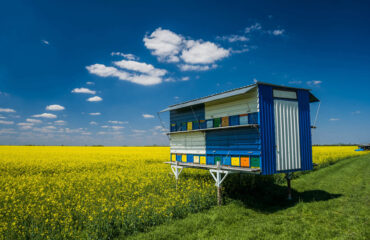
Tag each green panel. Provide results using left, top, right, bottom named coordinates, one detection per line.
left=215, top=156, right=222, bottom=163
left=251, top=156, right=260, bottom=168
left=213, top=118, right=221, bottom=127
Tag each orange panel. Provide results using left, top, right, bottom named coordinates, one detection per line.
left=241, top=156, right=250, bottom=167
left=221, top=116, right=229, bottom=127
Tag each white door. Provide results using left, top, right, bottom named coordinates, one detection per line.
left=274, top=100, right=301, bottom=171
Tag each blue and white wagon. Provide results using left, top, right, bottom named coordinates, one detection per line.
left=160, top=82, right=319, bottom=202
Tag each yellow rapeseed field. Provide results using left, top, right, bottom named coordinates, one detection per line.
left=0, top=146, right=366, bottom=239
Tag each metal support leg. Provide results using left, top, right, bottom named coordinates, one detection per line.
left=209, top=162, right=229, bottom=206
left=285, top=172, right=292, bottom=200
left=171, top=162, right=183, bottom=192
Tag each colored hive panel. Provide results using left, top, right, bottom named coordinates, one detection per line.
left=221, top=116, right=229, bottom=127
left=199, top=120, right=206, bottom=129
left=240, top=114, right=248, bottom=125
left=192, top=121, right=199, bottom=130
left=206, top=156, right=215, bottom=165
left=248, top=112, right=259, bottom=124
left=206, top=119, right=213, bottom=128
left=213, top=118, right=221, bottom=128
left=182, top=154, right=187, bottom=162
left=176, top=154, right=182, bottom=162
left=171, top=154, right=176, bottom=162
left=182, top=122, right=187, bottom=131
left=241, top=156, right=250, bottom=167
left=193, top=155, right=200, bottom=164
left=187, top=154, right=193, bottom=163
left=231, top=157, right=240, bottom=166
left=200, top=156, right=206, bottom=165
left=251, top=156, right=260, bottom=168
left=170, top=123, right=177, bottom=132
left=222, top=156, right=231, bottom=166
left=215, top=156, right=222, bottom=164
left=187, top=122, right=193, bottom=130
left=229, top=115, right=240, bottom=126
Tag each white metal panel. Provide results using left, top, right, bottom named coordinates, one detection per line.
left=170, top=132, right=206, bottom=154
left=274, top=100, right=301, bottom=171
left=205, top=89, right=258, bottom=119
left=273, top=90, right=297, bottom=99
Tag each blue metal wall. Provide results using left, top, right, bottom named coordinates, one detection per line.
left=297, top=89, right=313, bottom=171
left=258, top=84, right=276, bottom=175
left=205, top=127, right=261, bottom=155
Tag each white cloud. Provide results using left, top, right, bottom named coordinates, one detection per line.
left=72, top=88, right=96, bottom=94
left=0, top=108, right=16, bottom=113
left=18, top=122, right=33, bottom=126
left=54, top=120, right=66, bottom=125
left=0, top=115, right=5, bottom=119
left=111, top=126, right=124, bottom=130
left=86, top=63, right=164, bottom=86
left=32, top=113, right=57, bottom=119
left=87, top=96, right=103, bottom=102
left=101, top=125, right=109, bottom=128
left=132, top=129, right=146, bottom=133
left=26, top=118, right=42, bottom=124
left=46, top=104, right=65, bottom=111
left=245, top=23, right=262, bottom=33
left=114, top=60, right=167, bottom=77
left=181, top=76, right=190, bottom=81
left=108, top=120, right=127, bottom=124
left=288, top=80, right=303, bottom=84
left=0, top=128, right=16, bottom=134
left=89, top=112, right=101, bottom=116
left=143, top=28, right=183, bottom=63
left=181, top=41, right=230, bottom=64
left=179, top=64, right=217, bottom=71
left=329, top=118, right=340, bottom=121
left=142, top=114, right=155, bottom=119
left=271, top=29, right=285, bottom=36
left=352, top=110, right=361, bottom=115
left=217, top=35, right=249, bottom=42
left=0, top=120, right=14, bottom=125
left=41, top=40, right=49, bottom=45
left=86, top=82, right=95, bottom=85
left=307, top=80, right=322, bottom=86
left=111, top=52, right=138, bottom=60
left=90, top=121, right=98, bottom=125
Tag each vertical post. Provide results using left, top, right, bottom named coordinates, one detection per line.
left=286, top=172, right=292, bottom=200
left=216, top=161, right=222, bottom=206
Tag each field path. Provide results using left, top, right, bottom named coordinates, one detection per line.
left=128, top=154, right=370, bottom=240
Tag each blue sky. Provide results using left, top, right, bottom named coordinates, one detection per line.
left=0, top=0, right=369, bottom=145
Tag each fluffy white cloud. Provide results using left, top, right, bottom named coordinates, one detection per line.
left=143, top=28, right=183, bottom=63
left=132, top=129, right=146, bottom=133
left=142, top=114, right=155, bottom=119
left=108, top=120, right=127, bottom=124
left=54, top=120, right=66, bottom=125
left=245, top=23, right=262, bottom=33
left=217, top=35, right=249, bottom=42
left=89, top=121, right=98, bottom=125
left=0, top=120, right=14, bottom=125
left=26, top=118, right=42, bottom=123
left=111, top=126, right=124, bottom=130
left=86, top=82, right=95, bottom=85
left=179, top=64, right=217, bottom=71
left=72, top=88, right=96, bottom=94
left=181, top=76, right=190, bottom=81
left=307, top=80, right=322, bottom=86
left=329, top=118, right=340, bottom=121
left=0, top=108, right=15, bottom=113
left=114, top=60, right=167, bottom=77
left=18, top=122, right=33, bottom=126
left=271, top=29, right=285, bottom=36
left=89, top=112, right=101, bottom=116
left=111, top=52, right=138, bottom=60
left=86, top=64, right=164, bottom=86
left=32, top=113, right=57, bottom=119
left=144, top=28, right=230, bottom=70
left=46, top=104, right=65, bottom=111
left=87, top=96, right=103, bottom=102
left=41, top=40, right=49, bottom=45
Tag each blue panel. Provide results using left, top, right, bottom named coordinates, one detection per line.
left=206, top=119, right=213, bottom=128
left=229, top=115, right=239, bottom=126
left=297, top=90, right=313, bottom=171
left=176, top=154, right=182, bottom=162
left=187, top=154, right=194, bottom=163
left=206, top=156, right=215, bottom=165
left=248, top=112, right=259, bottom=124
left=222, top=156, right=231, bottom=166
left=205, top=127, right=261, bottom=155
left=170, top=104, right=205, bottom=131
left=206, top=150, right=261, bottom=156
left=258, top=84, right=276, bottom=175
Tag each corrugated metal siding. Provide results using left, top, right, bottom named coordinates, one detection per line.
left=274, top=100, right=301, bottom=171
left=205, top=89, right=258, bottom=119
left=205, top=127, right=261, bottom=155
left=170, top=132, right=206, bottom=154
left=297, top=90, right=313, bottom=171
left=258, top=84, right=276, bottom=175
left=170, top=104, right=205, bottom=126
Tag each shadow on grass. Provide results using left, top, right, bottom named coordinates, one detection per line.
left=223, top=174, right=342, bottom=213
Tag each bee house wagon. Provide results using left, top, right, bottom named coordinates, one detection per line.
left=160, top=82, right=319, bottom=203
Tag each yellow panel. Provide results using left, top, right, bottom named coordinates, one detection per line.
left=181, top=154, right=187, bottom=162
left=187, top=122, right=192, bottom=130
left=200, top=156, right=206, bottom=165
left=231, top=157, right=240, bottom=166
left=171, top=154, right=176, bottom=162
left=193, top=155, right=200, bottom=164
